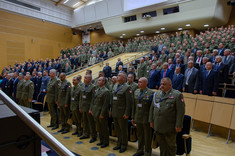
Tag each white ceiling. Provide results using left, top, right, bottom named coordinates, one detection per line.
left=51, top=0, right=102, bottom=9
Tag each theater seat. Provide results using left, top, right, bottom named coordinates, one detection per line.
left=176, top=115, right=192, bottom=155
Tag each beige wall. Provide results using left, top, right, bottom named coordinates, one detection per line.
left=90, top=29, right=119, bottom=45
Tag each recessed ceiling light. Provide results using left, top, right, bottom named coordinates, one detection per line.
left=178, top=28, right=183, bottom=30
left=73, top=1, right=82, bottom=7
left=122, top=33, right=126, bottom=36
left=140, top=31, right=144, bottom=33
left=161, top=27, right=165, bottom=30
left=204, top=24, right=209, bottom=27
left=156, top=31, right=160, bottom=33
left=63, top=0, right=69, bottom=4
left=120, top=36, right=123, bottom=38
left=186, top=24, right=191, bottom=27
left=136, top=33, right=140, bottom=36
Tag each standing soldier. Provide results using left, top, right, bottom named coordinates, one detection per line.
left=21, top=73, right=34, bottom=108
left=70, top=75, right=84, bottom=137
left=16, top=73, right=25, bottom=106
left=46, top=69, right=60, bottom=130
left=112, top=71, right=133, bottom=153
left=39, top=70, right=50, bottom=111
left=127, top=73, right=138, bottom=95
left=137, top=58, right=147, bottom=79
left=57, top=73, right=71, bottom=134
left=79, top=74, right=97, bottom=143
left=90, top=77, right=110, bottom=148
left=149, top=77, right=185, bottom=156
left=132, top=77, right=154, bottom=156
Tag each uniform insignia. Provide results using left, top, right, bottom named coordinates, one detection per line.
left=169, top=96, right=174, bottom=99
left=181, top=98, right=184, bottom=102
left=68, top=85, right=71, bottom=88
left=31, top=84, right=33, bottom=87
left=129, top=90, right=132, bottom=93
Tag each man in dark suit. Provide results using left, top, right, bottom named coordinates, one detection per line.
left=168, top=58, right=176, bottom=72
left=175, top=58, right=185, bottom=74
left=192, top=44, right=199, bottom=56
left=158, top=63, right=173, bottom=86
left=214, top=56, right=228, bottom=84
left=148, top=63, right=160, bottom=89
left=103, top=62, right=112, bottom=78
left=12, top=72, right=19, bottom=102
left=172, top=67, right=184, bottom=92
left=183, top=61, right=199, bottom=94
left=200, top=62, right=218, bottom=96
left=194, top=50, right=203, bottom=69
left=222, top=49, right=234, bottom=70
left=200, top=57, right=209, bottom=74
left=55, top=60, right=62, bottom=74
left=218, top=43, right=225, bottom=56
left=209, top=49, right=218, bottom=63
left=115, top=58, right=123, bottom=72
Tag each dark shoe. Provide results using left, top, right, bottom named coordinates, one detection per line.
left=72, top=132, right=78, bottom=135
left=113, top=146, right=121, bottom=150
left=97, top=142, right=103, bottom=146
left=47, top=125, right=53, bottom=128
left=119, top=148, right=126, bottom=153
left=101, top=144, right=109, bottom=148
left=133, top=152, right=144, bottom=156
left=52, top=126, right=58, bottom=130
left=57, top=129, right=64, bottom=132
left=89, top=137, right=96, bottom=143
left=77, top=132, right=82, bottom=137
left=80, top=136, right=89, bottom=140
left=61, top=130, right=69, bottom=134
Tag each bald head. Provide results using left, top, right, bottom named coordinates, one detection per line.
left=138, top=77, right=148, bottom=89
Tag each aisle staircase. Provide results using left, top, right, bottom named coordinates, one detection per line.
left=66, top=52, right=150, bottom=83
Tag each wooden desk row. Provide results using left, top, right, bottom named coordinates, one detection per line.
left=183, top=93, right=235, bottom=143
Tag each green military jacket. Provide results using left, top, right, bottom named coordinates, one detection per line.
left=16, top=79, right=25, bottom=99
left=107, top=51, right=114, bottom=58
left=159, top=54, right=168, bottom=63
left=145, top=65, right=152, bottom=78
left=21, top=80, right=34, bottom=100
left=137, top=63, right=147, bottom=78
left=127, top=82, right=138, bottom=95
left=111, top=83, right=133, bottom=118
left=119, top=46, right=125, bottom=53
left=46, top=77, right=60, bottom=104
left=149, top=89, right=185, bottom=134
left=57, top=79, right=71, bottom=106
left=132, top=88, right=154, bottom=124
left=79, top=83, right=95, bottom=112
left=70, top=82, right=84, bottom=111
left=90, top=86, right=110, bottom=118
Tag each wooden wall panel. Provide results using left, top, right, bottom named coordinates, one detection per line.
left=90, top=29, right=119, bottom=45
left=0, top=10, right=82, bottom=68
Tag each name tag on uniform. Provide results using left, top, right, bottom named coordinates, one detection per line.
left=137, top=104, right=142, bottom=108
left=113, top=96, right=117, bottom=100
left=82, top=95, right=86, bottom=99
left=71, top=98, right=75, bottom=101
left=154, top=103, right=160, bottom=108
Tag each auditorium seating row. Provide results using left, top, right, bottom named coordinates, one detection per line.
left=183, top=93, right=235, bottom=143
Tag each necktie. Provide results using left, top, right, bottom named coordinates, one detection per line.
left=150, top=70, right=154, bottom=78
left=163, top=70, right=166, bottom=77
left=206, top=70, right=209, bottom=77
left=197, top=57, right=200, bottom=63
left=224, top=56, right=227, bottom=62
left=216, top=63, right=219, bottom=70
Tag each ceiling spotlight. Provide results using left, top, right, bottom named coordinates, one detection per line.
left=136, top=33, right=140, bottom=36
left=204, top=24, right=209, bottom=27
left=140, top=31, right=144, bottom=33
left=186, top=24, right=191, bottom=27
left=122, top=33, right=126, bottom=36
left=63, top=0, right=69, bottom=4
left=120, top=36, right=123, bottom=38
left=156, top=31, right=160, bottom=33
left=178, top=28, right=183, bottom=30
left=161, top=27, right=165, bottom=30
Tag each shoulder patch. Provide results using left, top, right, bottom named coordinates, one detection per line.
left=181, top=98, right=184, bottom=102
left=129, top=90, right=132, bottom=94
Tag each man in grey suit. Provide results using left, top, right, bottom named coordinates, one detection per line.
left=183, top=61, right=199, bottom=94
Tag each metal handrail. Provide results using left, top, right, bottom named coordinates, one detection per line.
left=0, top=90, right=75, bottom=156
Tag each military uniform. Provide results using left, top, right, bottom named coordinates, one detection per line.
left=46, top=77, right=60, bottom=127
left=149, top=89, right=185, bottom=156
left=132, top=88, right=154, bottom=156
left=70, top=81, right=84, bottom=135
left=58, top=79, right=71, bottom=132
left=16, top=79, right=25, bottom=106
left=80, top=83, right=97, bottom=139
left=90, top=86, right=110, bottom=145
left=111, top=83, right=133, bottom=150
left=137, top=63, right=147, bottom=78
left=21, top=80, right=34, bottom=108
